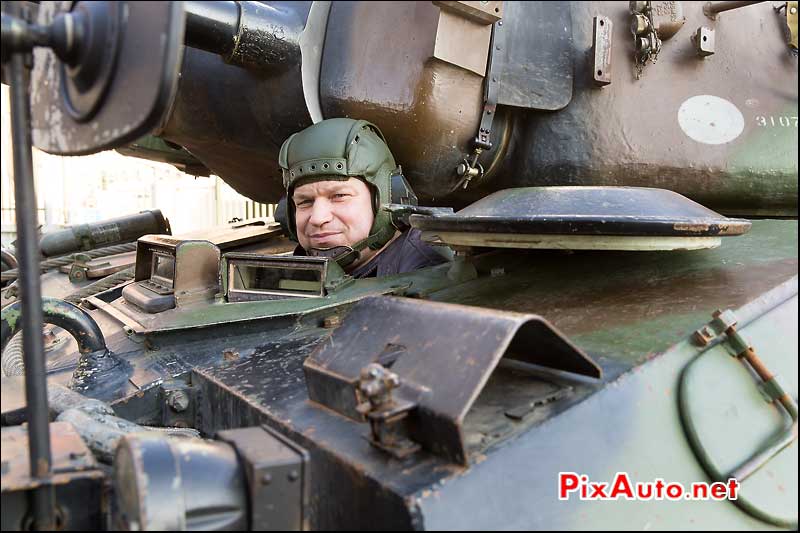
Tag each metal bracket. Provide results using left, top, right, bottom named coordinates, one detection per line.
left=693, top=309, right=752, bottom=356
left=687, top=308, right=798, bottom=484
left=217, top=425, right=309, bottom=531
left=356, top=363, right=421, bottom=458
left=691, top=26, right=715, bottom=57
left=630, top=1, right=662, bottom=79
left=455, top=17, right=508, bottom=189
left=304, top=296, right=600, bottom=464
left=592, top=16, right=613, bottom=86
left=68, top=253, right=92, bottom=282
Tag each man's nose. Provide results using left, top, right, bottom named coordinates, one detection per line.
left=308, top=199, right=334, bottom=226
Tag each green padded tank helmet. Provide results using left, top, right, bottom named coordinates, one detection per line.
left=279, top=118, right=415, bottom=267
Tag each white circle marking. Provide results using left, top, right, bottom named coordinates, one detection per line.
left=678, top=95, right=745, bottom=145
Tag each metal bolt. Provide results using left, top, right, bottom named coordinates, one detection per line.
left=791, top=6, right=797, bottom=14
left=288, top=470, right=299, bottom=482
left=498, top=20, right=503, bottom=25
left=261, top=473, right=272, bottom=485
left=167, top=390, right=189, bottom=413
left=323, top=315, right=341, bottom=328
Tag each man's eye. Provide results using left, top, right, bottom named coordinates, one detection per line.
left=332, top=193, right=349, bottom=200
left=295, top=200, right=311, bottom=208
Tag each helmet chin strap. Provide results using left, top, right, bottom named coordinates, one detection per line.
left=306, top=225, right=395, bottom=269
left=306, top=245, right=361, bottom=269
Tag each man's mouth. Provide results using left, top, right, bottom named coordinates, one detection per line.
left=309, top=232, right=343, bottom=246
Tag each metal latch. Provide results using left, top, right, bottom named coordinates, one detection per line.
left=356, top=363, right=420, bottom=459
left=456, top=17, right=508, bottom=189
left=304, top=296, right=601, bottom=464
left=690, top=309, right=798, bottom=482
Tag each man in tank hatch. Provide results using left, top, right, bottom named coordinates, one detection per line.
left=279, top=118, right=448, bottom=278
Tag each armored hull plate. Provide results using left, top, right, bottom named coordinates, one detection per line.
left=411, top=187, right=751, bottom=251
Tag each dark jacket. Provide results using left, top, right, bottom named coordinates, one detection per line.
left=349, top=228, right=448, bottom=278
left=295, top=228, right=448, bottom=279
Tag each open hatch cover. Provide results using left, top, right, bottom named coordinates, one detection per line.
left=411, top=187, right=751, bottom=251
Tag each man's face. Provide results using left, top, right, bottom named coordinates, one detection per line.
left=292, top=177, right=375, bottom=264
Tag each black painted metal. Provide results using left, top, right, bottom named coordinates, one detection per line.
left=6, top=1, right=55, bottom=526
left=59, top=1, right=122, bottom=122
left=494, top=2, right=573, bottom=111
left=160, top=1, right=313, bottom=202
left=217, top=425, right=309, bottom=530
left=39, top=209, right=168, bottom=257
left=304, top=296, right=600, bottom=464
left=1, top=297, right=107, bottom=356
left=184, top=0, right=306, bottom=70
left=113, top=434, right=248, bottom=530
left=411, top=187, right=752, bottom=236
left=184, top=0, right=239, bottom=57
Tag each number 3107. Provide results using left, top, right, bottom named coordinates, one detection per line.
left=755, top=116, right=798, bottom=127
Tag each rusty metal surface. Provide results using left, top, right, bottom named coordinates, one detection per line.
left=1, top=421, right=106, bottom=531
left=23, top=1, right=797, bottom=217
left=1, top=422, right=99, bottom=487
left=305, top=296, right=599, bottom=464
left=192, top=348, right=440, bottom=530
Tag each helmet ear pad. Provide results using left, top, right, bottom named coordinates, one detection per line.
left=274, top=196, right=291, bottom=237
